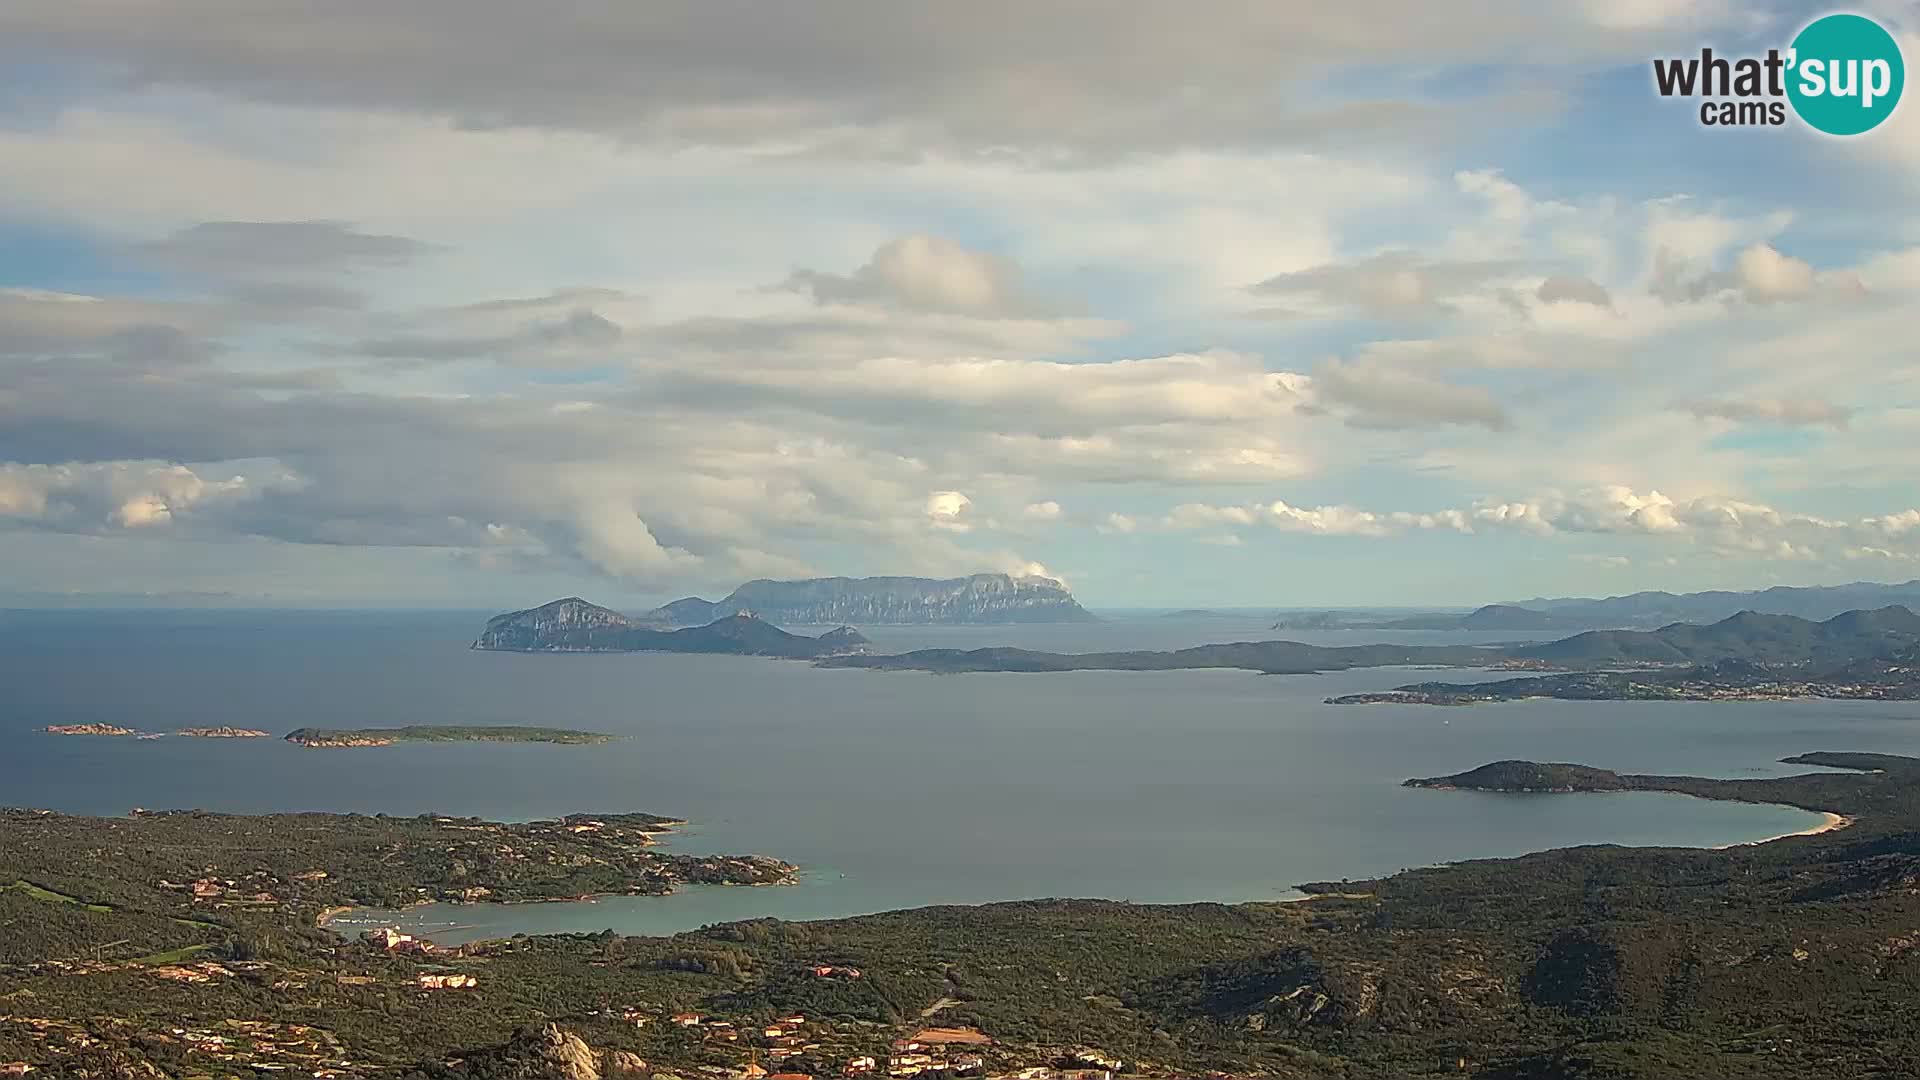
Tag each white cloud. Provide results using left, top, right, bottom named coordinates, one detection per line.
left=786, top=234, right=1050, bottom=317
left=1022, top=500, right=1063, bottom=521
left=924, top=490, right=973, bottom=532
left=569, top=502, right=703, bottom=578
left=0, top=461, right=276, bottom=532
left=1164, top=499, right=1473, bottom=538
left=1684, top=396, right=1853, bottom=429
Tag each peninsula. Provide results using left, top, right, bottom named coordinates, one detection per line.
left=818, top=639, right=1498, bottom=674
left=284, top=725, right=618, bottom=748
left=1329, top=636, right=1920, bottom=708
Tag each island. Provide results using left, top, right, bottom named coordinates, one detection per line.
left=645, top=572, right=1097, bottom=626
left=284, top=725, right=619, bottom=748
left=5, top=752, right=1920, bottom=1078
left=175, top=727, right=273, bottom=738
left=42, top=724, right=141, bottom=737
left=473, top=598, right=872, bottom=657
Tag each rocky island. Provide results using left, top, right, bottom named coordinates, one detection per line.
left=645, top=572, right=1097, bottom=625
left=284, top=725, right=618, bottom=748
left=474, top=598, right=871, bottom=656
left=42, top=724, right=141, bottom=737
left=176, top=727, right=273, bottom=738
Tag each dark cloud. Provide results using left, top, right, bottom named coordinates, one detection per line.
left=348, top=309, right=623, bottom=363
left=1310, top=359, right=1510, bottom=430
left=137, top=220, right=440, bottom=275
left=1535, top=275, right=1612, bottom=308
left=226, top=281, right=369, bottom=312
left=0, top=3, right=1626, bottom=157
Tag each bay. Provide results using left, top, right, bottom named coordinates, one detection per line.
left=3, top=608, right=1906, bottom=944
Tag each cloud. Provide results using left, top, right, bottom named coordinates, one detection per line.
left=0, top=460, right=284, bottom=532
left=1651, top=242, right=1863, bottom=306
left=1465, top=486, right=1903, bottom=563
left=349, top=308, right=624, bottom=364
left=1731, top=243, right=1818, bottom=303
left=0, top=4, right=1675, bottom=159
left=924, top=490, right=973, bottom=531
left=0, top=288, right=210, bottom=356
left=1022, top=500, right=1063, bottom=521
left=1683, top=396, right=1854, bottom=429
left=1251, top=251, right=1519, bottom=316
left=1535, top=275, right=1613, bottom=308
left=137, top=220, right=439, bottom=275
left=569, top=501, right=703, bottom=578
left=1164, top=500, right=1472, bottom=537
left=1149, top=485, right=1920, bottom=566
left=1308, top=359, right=1511, bottom=430
left=785, top=234, right=1052, bottom=317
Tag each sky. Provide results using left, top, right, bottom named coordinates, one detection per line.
left=2, top=1, right=1919, bottom=610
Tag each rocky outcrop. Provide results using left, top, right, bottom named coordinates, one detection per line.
left=650, top=573, right=1095, bottom=626
left=284, top=730, right=396, bottom=748
left=473, top=597, right=645, bottom=650
left=44, top=724, right=141, bottom=736
left=462, top=1025, right=602, bottom=1080
left=473, top=606, right=872, bottom=658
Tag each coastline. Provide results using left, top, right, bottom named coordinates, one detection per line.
left=1715, top=809, right=1854, bottom=848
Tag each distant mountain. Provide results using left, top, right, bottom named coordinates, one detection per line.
left=646, top=573, right=1095, bottom=626
left=1272, top=604, right=1604, bottom=632
left=473, top=598, right=870, bottom=657
left=1379, top=605, right=1602, bottom=631
left=1270, top=583, right=1920, bottom=633
left=1518, top=580, right=1920, bottom=627
left=1509, top=605, right=1920, bottom=668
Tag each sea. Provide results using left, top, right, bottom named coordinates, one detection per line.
left=4, top=607, right=1913, bottom=944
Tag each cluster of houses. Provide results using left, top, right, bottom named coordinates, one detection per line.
left=360, top=927, right=438, bottom=955
left=147, top=962, right=234, bottom=984
left=356, top=927, right=478, bottom=990
left=0, top=1015, right=362, bottom=1077
left=650, top=1014, right=1109, bottom=1080
left=154, top=875, right=280, bottom=906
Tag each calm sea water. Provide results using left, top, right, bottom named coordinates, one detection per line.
left=4, top=608, right=1913, bottom=943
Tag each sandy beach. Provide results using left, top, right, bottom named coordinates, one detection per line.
left=1715, top=810, right=1854, bottom=849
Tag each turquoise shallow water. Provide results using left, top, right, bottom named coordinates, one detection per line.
left=3, top=609, right=1906, bottom=942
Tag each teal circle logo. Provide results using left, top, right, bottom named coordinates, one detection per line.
left=1787, top=13, right=1905, bottom=135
